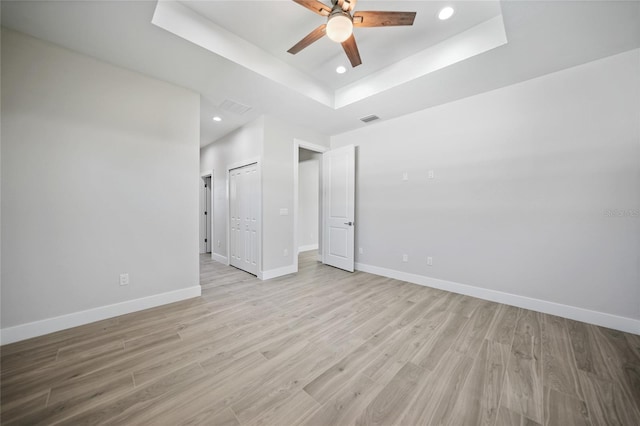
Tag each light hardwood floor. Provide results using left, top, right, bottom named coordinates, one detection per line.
left=1, top=252, right=639, bottom=425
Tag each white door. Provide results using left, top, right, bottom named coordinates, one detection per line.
left=229, top=163, right=258, bottom=275
left=323, top=145, right=355, bottom=272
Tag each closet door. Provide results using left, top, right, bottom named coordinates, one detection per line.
left=229, top=163, right=258, bottom=275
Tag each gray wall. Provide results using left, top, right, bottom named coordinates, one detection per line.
left=332, top=49, right=640, bottom=323
left=1, top=30, right=200, bottom=329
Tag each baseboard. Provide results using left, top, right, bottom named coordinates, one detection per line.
left=298, top=244, right=319, bottom=253
left=259, top=264, right=297, bottom=281
left=355, top=262, right=640, bottom=335
left=0, top=286, right=202, bottom=345
left=212, top=253, right=228, bottom=265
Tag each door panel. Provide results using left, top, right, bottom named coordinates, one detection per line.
left=323, top=145, right=355, bottom=272
left=229, top=163, right=258, bottom=275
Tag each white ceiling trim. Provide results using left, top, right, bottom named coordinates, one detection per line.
left=335, top=15, right=508, bottom=108
left=153, top=0, right=507, bottom=111
left=152, top=0, right=333, bottom=107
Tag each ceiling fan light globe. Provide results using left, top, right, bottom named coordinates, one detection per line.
left=326, top=14, right=353, bottom=43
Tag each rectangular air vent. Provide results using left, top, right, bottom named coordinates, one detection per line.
left=360, top=114, right=380, bottom=123
left=220, top=99, right=252, bottom=115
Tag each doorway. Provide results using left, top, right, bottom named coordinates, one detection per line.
left=293, top=140, right=327, bottom=273
left=298, top=148, right=321, bottom=254
left=200, top=174, right=212, bottom=254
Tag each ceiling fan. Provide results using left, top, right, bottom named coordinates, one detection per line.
left=288, top=0, right=417, bottom=68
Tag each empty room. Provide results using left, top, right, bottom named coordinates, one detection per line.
left=1, top=1, right=639, bottom=425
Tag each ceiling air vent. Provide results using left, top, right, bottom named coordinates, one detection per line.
left=360, top=114, right=380, bottom=123
left=220, top=99, right=252, bottom=115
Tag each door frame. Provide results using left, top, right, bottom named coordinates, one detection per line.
left=293, top=139, right=327, bottom=273
left=201, top=170, right=214, bottom=259
left=226, top=158, right=262, bottom=275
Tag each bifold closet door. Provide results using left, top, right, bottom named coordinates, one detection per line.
left=229, top=163, right=258, bottom=275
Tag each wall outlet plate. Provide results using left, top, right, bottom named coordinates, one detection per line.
left=119, top=273, right=129, bottom=286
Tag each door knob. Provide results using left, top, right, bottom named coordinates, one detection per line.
left=344, top=221, right=353, bottom=226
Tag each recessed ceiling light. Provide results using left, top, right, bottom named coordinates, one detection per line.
left=212, top=116, right=222, bottom=122
left=438, top=7, right=455, bottom=21
left=336, top=66, right=347, bottom=74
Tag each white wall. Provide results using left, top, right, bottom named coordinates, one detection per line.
left=331, top=49, right=640, bottom=332
left=1, top=29, right=201, bottom=341
left=298, top=150, right=320, bottom=251
left=200, top=116, right=264, bottom=263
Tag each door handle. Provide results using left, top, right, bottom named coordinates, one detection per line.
left=344, top=221, right=353, bottom=226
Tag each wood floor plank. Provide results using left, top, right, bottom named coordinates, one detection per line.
left=486, top=305, right=519, bottom=345
left=1, top=252, right=637, bottom=425
left=452, top=300, right=499, bottom=355
left=543, top=387, right=590, bottom=426
left=399, top=350, right=474, bottom=425
left=495, top=406, right=542, bottom=426
left=447, top=339, right=510, bottom=426
left=245, top=390, right=319, bottom=426
left=8, top=372, right=134, bottom=426
left=0, top=390, right=50, bottom=424
left=501, top=351, right=544, bottom=423
left=591, top=325, right=640, bottom=411
left=303, top=326, right=398, bottom=404
left=302, top=373, right=384, bottom=426
left=567, top=319, right=612, bottom=380
left=410, top=311, right=468, bottom=370
left=542, top=314, right=584, bottom=399
left=55, top=362, right=205, bottom=425
left=354, top=362, right=428, bottom=426
left=577, top=369, right=640, bottom=426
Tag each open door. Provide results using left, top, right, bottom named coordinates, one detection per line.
left=323, top=145, right=355, bottom=272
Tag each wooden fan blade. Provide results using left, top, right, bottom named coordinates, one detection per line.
left=341, top=34, right=362, bottom=67
left=292, top=0, right=331, bottom=16
left=353, top=11, right=416, bottom=27
left=287, top=24, right=327, bottom=55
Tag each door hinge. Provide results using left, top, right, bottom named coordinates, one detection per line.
left=205, top=239, right=208, bottom=242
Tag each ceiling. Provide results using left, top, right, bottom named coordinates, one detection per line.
left=2, top=1, right=639, bottom=147
left=181, top=1, right=503, bottom=90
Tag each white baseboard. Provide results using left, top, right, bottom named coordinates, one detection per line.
left=355, top=262, right=640, bottom=335
left=212, top=253, right=228, bottom=265
left=298, top=244, right=319, bottom=253
left=0, top=286, right=202, bottom=345
left=259, top=264, right=297, bottom=281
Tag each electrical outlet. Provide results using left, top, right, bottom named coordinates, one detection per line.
left=427, top=257, right=433, bottom=266
left=217, top=240, right=221, bottom=247
left=402, top=172, right=409, bottom=181
left=359, top=247, right=364, bottom=255
left=402, top=254, right=408, bottom=262
left=283, top=248, right=288, bottom=257
left=119, top=273, right=129, bottom=286
left=428, top=170, right=435, bottom=179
